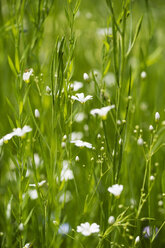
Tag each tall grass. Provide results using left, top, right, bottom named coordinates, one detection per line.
left=0, top=0, right=165, bottom=247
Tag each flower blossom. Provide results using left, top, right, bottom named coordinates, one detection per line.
left=108, top=184, right=123, bottom=197
left=70, top=81, right=83, bottom=91
left=71, top=93, right=93, bottom=103
left=58, top=223, right=70, bottom=234
left=108, top=216, right=115, bottom=224
left=0, top=125, right=32, bottom=146
left=60, top=161, right=74, bottom=182
left=77, top=222, right=100, bottom=236
left=155, top=112, right=160, bottom=122
left=35, top=109, right=40, bottom=118
left=143, top=226, right=158, bottom=239
left=70, top=140, right=92, bottom=149
left=23, top=68, right=33, bottom=83
left=90, top=105, right=115, bottom=120
left=23, top=243, right=31, bottom=248
left=29, top=180, right=46, bottom=187
left=83, top=73, right=89, bottom=81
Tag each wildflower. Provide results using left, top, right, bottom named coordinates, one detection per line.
left=70, top=140, right=92, bottom=149
left=83, top=73, right=89, bottom=81
left=23, top=243, right=31, bottom=248
left=108, top=184, right=123, bottom=197
left=137, top=137, right=143, bottom=146
left=74, top=112, right=85, bottom=122
left=158, top=200, right=163, bottom=206
left=75, top=156, right=79, bottom=162
left=143, top=226, right=158, bottom=239
left=28, top=189, right=38, bottom=200
left=119, top=138, right=122, bottom=145
left=60, top=161, right=74, bottom=182
left=71, top=81, right=83, bottom=91
left=58, top=223, right=70, bottom=234
left=149, top=125, right=154, bottom=131
left=59, top=191, right=72, bottom=203
left=96, top=27, right=112, bottom=36
left=29, top=180, right=46, bottom=187
left=34, top=153, right=40, bottom=167
left=90, top=105, right=115, bottom=120
left=150, top=175, right=155, bottom=181
left=0, top=125, right=32, bottom=146
left=77, top=222, right=100, bottom=236
left=71, top=93, right=93, bottom=103
left=46, top=86, right=51, bottom=94
left=23, top=68, right=33, bottom=83
left=155, top=112, right=160, bottom=122
left=6, top=197, right=12, bottom=219
left=71, top=132, right=83, bottom=141
left=141, top=71, right=147, bottom=79
left=18, top=223, right=24, bottom=231
left=108, top=216, right=115, bottom=225
left=117, top=120, right=121, bottom=125
left=135, top=236, right=140, bottom=244
left=34, top=109, right=40, bottom=118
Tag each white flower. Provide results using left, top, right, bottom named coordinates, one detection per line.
left=96, top=27, right=112, bottom=36
left=60, top=161, right=74, bottom=182
left=18, top=223, right=24, bottom=231
left=0, top=125, right=32, bottom=145
left=74, top=112, right=86, bottom=122
left=13, top=126, right=32, bottom=137
left=141, top=71, right=147, bottom=79
left=108, top=184, right=123, bottom=197
left=58, top=223, right=70, bottom=234
left=6, top=197, right=12, bottom=219
left=119, top=138, right=122, bottom=145
left=71, top=93, right=93, bottom=103
left=135, top=235, right=140, bottom=244
left=149, top=125, right=154, bottom=131
left=71, top=132, right=83, bottom=141
left=71, top=81, right=83, bottom=91
left=158, top=200, right=163, bottom=206
left=70, top=140, right=92, bottom=149
left=83, top=73, right=89, bottom=81
left=59, top=191, right=72, bottom=203
left=77, top=222, right=100, bottom=236
left=90, top=105, right=115, bottom=120
left=137, top=137, right=143, bottom=146
left=23, top=68, right=33, bottom=83
left=75, top=156, right=79, bottom=162
left=108, top=216, right=115, bottom=224
left=28, top=189, right=38, bottom=200
left=23, top=243, right=31, bottom=248
left=46, top=86, right=51, bottom=94
left=29, top=180, right=46, bottom=187
left=34, top=153, right=41, bottom=167
left=155, top=112, right=160, bottom=121
left=61, top=169, right=74, bottom=181
left=35, top=109, right=40, bottom=118
left=150, top=175, right=155, bottom=181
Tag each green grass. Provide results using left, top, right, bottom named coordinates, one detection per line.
left=0, top=0, right=165, bottom=247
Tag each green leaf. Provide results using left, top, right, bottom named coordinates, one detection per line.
left=73, top=0, right=81, bottom=16
left=8, top=55, right=17, bottom=77
left=126, top=16, right=143, bottom=57
left=24, top=208, right=34, bottom=226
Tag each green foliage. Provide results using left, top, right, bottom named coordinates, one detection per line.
left=0, top=0, right=165, bottom=247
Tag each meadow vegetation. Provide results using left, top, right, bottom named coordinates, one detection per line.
left=0, top=0, right=165, bottom=247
